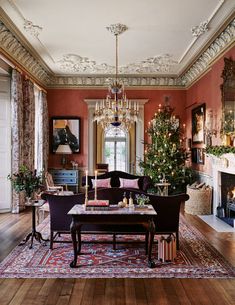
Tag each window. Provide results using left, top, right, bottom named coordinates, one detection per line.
left=104, top=126, right=127, bottom=171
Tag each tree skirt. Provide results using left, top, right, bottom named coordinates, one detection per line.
left=0, top=216, right=234, bottom=278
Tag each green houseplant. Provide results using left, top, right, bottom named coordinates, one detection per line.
left=8, top=165, right=43, bottom=199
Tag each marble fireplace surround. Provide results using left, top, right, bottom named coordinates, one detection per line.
left=210, top=154, right=235, bottom=216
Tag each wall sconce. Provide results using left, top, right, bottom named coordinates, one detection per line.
left=205, top=109, right=218, bottom=145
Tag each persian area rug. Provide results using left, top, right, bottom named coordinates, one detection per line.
left=0, top=216, right=234, bottom=278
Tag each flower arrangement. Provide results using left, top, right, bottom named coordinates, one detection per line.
left=7, top=165, right=43, bottom=198
left=135, top=194, right=150, bottom=206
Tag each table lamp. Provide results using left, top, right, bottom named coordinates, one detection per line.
left=56, top=144, right=72, bottom=167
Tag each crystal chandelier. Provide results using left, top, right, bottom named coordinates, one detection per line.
left=94, top=23, right=139, bottom=130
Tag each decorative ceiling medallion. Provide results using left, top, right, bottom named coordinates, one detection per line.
left=191, top=21, right=209, bottom=37
left=57, top=53, right=177, bottom=74
left=23, top=19, right=43, bottom=37
left=106, top=23, right=128, bottom=36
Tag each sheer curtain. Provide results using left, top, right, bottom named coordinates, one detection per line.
left=35, top=90, right=49, bottom=173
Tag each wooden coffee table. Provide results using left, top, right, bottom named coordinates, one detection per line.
left=68, top=204, right=157, bottom=268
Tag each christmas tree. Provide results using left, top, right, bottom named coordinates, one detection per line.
left=139, top=100, right=192, bottom=194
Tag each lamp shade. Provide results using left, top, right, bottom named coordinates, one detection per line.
left=56, top=144, right=72, bottom=154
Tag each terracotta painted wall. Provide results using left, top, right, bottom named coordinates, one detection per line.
left=186, top=45, right=235, bottom=175
left=47, top=45, right=235, bottom=171
left=47, top=88, right=186, bottom=168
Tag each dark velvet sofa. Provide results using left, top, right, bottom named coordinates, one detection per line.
left=41, top=188, right=189, bottom=250
left=81, top=170, right=153, bottom=192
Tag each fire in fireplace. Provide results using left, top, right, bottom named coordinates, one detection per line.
left=220, top=172, right=235, bottom=227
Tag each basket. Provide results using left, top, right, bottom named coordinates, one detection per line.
left=185, top=185, right=212, bottom=215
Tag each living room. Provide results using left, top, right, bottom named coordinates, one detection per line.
left=0, top=1, right=235, bottom=304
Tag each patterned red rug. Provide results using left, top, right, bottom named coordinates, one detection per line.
left=0, top=215, right=234, bottom=278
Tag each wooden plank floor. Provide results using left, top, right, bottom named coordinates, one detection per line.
left=0, top=208, right=234, bottom=305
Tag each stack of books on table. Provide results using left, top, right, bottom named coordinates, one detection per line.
left=85, top=200, right=109, bottom=211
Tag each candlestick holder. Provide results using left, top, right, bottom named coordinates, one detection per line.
left=94, top=186, right=97, bottom=201
left=85, top=185, right=88, bottom=206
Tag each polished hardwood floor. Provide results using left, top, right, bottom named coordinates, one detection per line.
left=0, top=207, right=235, bottom=305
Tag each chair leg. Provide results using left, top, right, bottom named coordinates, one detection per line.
left=145, top=232, right=149, bottom=255
left=176, top=231, right=179, bottom=250
left=113, top=233, right=116, bottom=250
left=50, top=231, right=54, bottom=250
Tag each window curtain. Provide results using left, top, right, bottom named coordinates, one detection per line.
left=23, top=78, right=35, bottom=170
left=37, top=90, right=49, bottom=173
left=11, top=70, right=36, bottom=213
left=11, top=69, right=24, bottom=213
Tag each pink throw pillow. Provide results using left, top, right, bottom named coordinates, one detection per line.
left=119, top=178, right=139, bottom=189
left=91, top=178, right=111, bottom=188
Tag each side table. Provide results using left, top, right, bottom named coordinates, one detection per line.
left=155, top=182, right=171, bottom=196
left=19, top=199, right=49, bottom=249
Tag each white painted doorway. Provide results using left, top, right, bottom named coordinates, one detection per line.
left=0, top=75, right=11, bottom=212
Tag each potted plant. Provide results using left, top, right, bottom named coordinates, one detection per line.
left=135, top=194, right=150, bottom=206
left=8, top=165, right=43, bottom=201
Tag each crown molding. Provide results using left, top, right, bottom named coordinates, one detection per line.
left=181, top=17, right=235, bottom=87
left=0, top=20, right=51, bottom=85
left=47, top=74, right=184, bottom=89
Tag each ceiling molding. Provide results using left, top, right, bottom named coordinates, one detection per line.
left=0, top=8, right=234, bottom=89
left=0, top=8, right=53, bottom=74
left=48, top=75, right=184, bottom=89
left=181, top=18, right=235, bottom=86
left=0, top=20, right=51, bottom=85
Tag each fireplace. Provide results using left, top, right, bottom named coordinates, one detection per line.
left=219, top=172, right=235, bottom=226
left=211, top=155, right=235, bottom=227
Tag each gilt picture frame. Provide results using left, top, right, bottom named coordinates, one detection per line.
left=192, top=104, right=205, bottom=144
left=51, top=116, right=81, bottom=153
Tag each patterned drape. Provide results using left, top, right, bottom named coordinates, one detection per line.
left=37, top=90, right=49, bottom=173
left=11, top=69, right=24, bottom=213
left=23, top=79, right=35, bottom=171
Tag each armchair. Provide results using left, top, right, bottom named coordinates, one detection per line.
left=45, top=171, right=67, bottom=192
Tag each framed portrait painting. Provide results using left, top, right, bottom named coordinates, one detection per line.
left=51, top=116, right=81, bottom=153
left=197, top=148, right=204, bottom=165
left=192, top=104, right=205, bottom=144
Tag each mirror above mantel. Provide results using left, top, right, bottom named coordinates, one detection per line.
left=221, top=57, right=235, bottom=146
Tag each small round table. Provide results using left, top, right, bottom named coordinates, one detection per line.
left=19, top=199, right=49, bottom=249
left=155, top=182, right=171, bottom=196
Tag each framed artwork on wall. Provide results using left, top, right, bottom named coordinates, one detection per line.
left=191, top=147, right=204, bottom=164
left=191, top=148, right=198, bottom=164
left=51, top=116, right=81, bottom=153
left=197, top=148, right=204, bottom=164
left=192, top=104, right=205, bottom=144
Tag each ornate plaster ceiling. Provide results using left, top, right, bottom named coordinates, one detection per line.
left=0, top=0, right=234, bottom=79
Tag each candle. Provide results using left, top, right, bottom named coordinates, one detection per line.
left=85, top=170, right=88, bottom=206
left=85, top=170, right=88, bottom=186
left=95, top=170, right=98, bottom=200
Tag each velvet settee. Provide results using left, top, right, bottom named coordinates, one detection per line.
left=41, top=188, right=189, bottom=250
left=81, top=170, right=153, bottom=192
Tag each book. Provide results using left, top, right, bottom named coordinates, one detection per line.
left=86, top=200, right=109, bottom=207
left=85, top=206, right=110, bottom=211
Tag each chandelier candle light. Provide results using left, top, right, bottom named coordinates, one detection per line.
left=94, top=23, right=139, bottom=130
